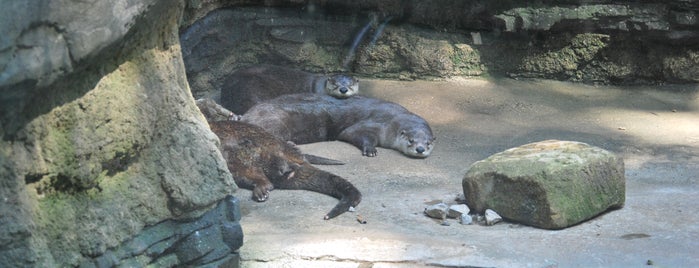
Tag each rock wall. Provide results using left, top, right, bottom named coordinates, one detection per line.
left=180, top=0, right=699, bottom=95
left=0, top=0, right=238, bottom=267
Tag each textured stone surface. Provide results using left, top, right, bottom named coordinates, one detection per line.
left=84, top=195, right=242, bottom=267
left=0, top=0, right=237, bottom=266
left=462, top=140, right=625, bottom=229
left=180, top=7, right=481, bottom=99
left=424, top=203, right=449, bottom=220
left=447, top=204, right=470, bottom=219
left=181, top=1, right=699, bottom=97
left=0, top=0, right=158, bottom=88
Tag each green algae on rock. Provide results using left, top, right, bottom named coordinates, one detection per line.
left=462, top=140, right=625, bottom=230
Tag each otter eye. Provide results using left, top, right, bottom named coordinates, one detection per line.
left=409, top=139, right=414, bottom=144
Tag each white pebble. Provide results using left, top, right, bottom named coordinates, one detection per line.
left=460, top=214, right=473, bottom=225
left=485, top=209, right=503, bottom=226
left=448, top=204, right=471, bottom=218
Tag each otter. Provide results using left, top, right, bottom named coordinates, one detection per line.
left=220, top=64, right=359, bottom=114
left=209, top=120, right=362, bottom=219
left=196, top=98, right=241, bottom=121
left=196, top=97, right=344, bottom=165
left=241, top=94, right=435, bottom=158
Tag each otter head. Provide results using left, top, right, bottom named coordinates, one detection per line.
left=325, top=74, right=359, bottom=98
left=398, top=129, right=435, bottom=158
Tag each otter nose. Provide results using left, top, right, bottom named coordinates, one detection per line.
left=416, top=146, right=425, bottom=154
left=339, top=87, right=348, bottom=94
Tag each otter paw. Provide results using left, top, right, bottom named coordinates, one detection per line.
left=362, top=147, right=378, bottom=157
left=252, top=184, right=274, bottom=202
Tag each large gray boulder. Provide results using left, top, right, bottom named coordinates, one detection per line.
left=462, top=140, right=625, bottom=230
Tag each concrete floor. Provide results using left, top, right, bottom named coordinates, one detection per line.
left=235, top=77, right=699, bottom=267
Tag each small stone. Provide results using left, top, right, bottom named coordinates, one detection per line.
left=459, top=214, right=473, bottom=225
left=448, top=204, right=471, bottom=218
left=485, top=209, right=503, bottom=226
left=424, top=203, right=449, bottom=220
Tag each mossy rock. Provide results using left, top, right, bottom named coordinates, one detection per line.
left=462, top=140, right=625, bottom=230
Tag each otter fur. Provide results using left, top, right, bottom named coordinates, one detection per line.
left=241, top=94, right=435, bottom=158
left=196, top=98, right=241, bottom=121
left=210, top=120, right=361, bottom=219
left=196, top=98, right=343, bottom=165
left=220, top=64, right=359, bottom=114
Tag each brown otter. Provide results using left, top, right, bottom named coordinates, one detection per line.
left=220, top=64, right=359, bottom=114
left=241, top=94, right=435, bottom=158
left=209, top=120, right=362, bottom=219
left=196, top=98, right=344, bottom=165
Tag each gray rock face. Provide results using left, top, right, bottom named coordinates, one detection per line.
left=0, top=0, right=158, bottom=88
left=87, top=195, right=243, bottom=267
left=462, top=140, right=625, bottom=230
left=179, top=1, right=699, bottom=86
left=180, top=7, right=481, bottom=99
left=0, top=1, right=237, bottom=267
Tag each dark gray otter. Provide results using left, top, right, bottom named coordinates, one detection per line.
left=220, top=64, right=359, bottom=114
left=210, top=120, right=362, bottom=219
left=241, top=94, right=435, bottom=158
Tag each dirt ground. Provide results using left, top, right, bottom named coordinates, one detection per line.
left=234, top=77, right=699, bottom=267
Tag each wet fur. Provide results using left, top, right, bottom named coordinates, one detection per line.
left=220, top=64, right=359, bottom=114
left=241, top=94, right=435, bottom=158
left=209, top=121, right=361, bottom=219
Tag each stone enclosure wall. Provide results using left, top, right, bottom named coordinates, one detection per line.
left=0, top=1, right=237, bottom=267
left=1, top=0, right=698, bottom=267
left=181, top=0, right=699, bottom=101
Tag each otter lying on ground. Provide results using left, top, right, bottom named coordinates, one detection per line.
left=241, top=94, right=435, bottom=158
left=209, top=120, right=362, bottom=219
left=196, top=98, right=343, bottom=165
left=220, top=64, right=359, bottom=114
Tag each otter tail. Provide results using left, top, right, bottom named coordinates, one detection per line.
left=303, top=154, right=345, bottom=165
left=320, top=172, right=362, bottom=220
left=276, top=165, right=361, bottom=220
